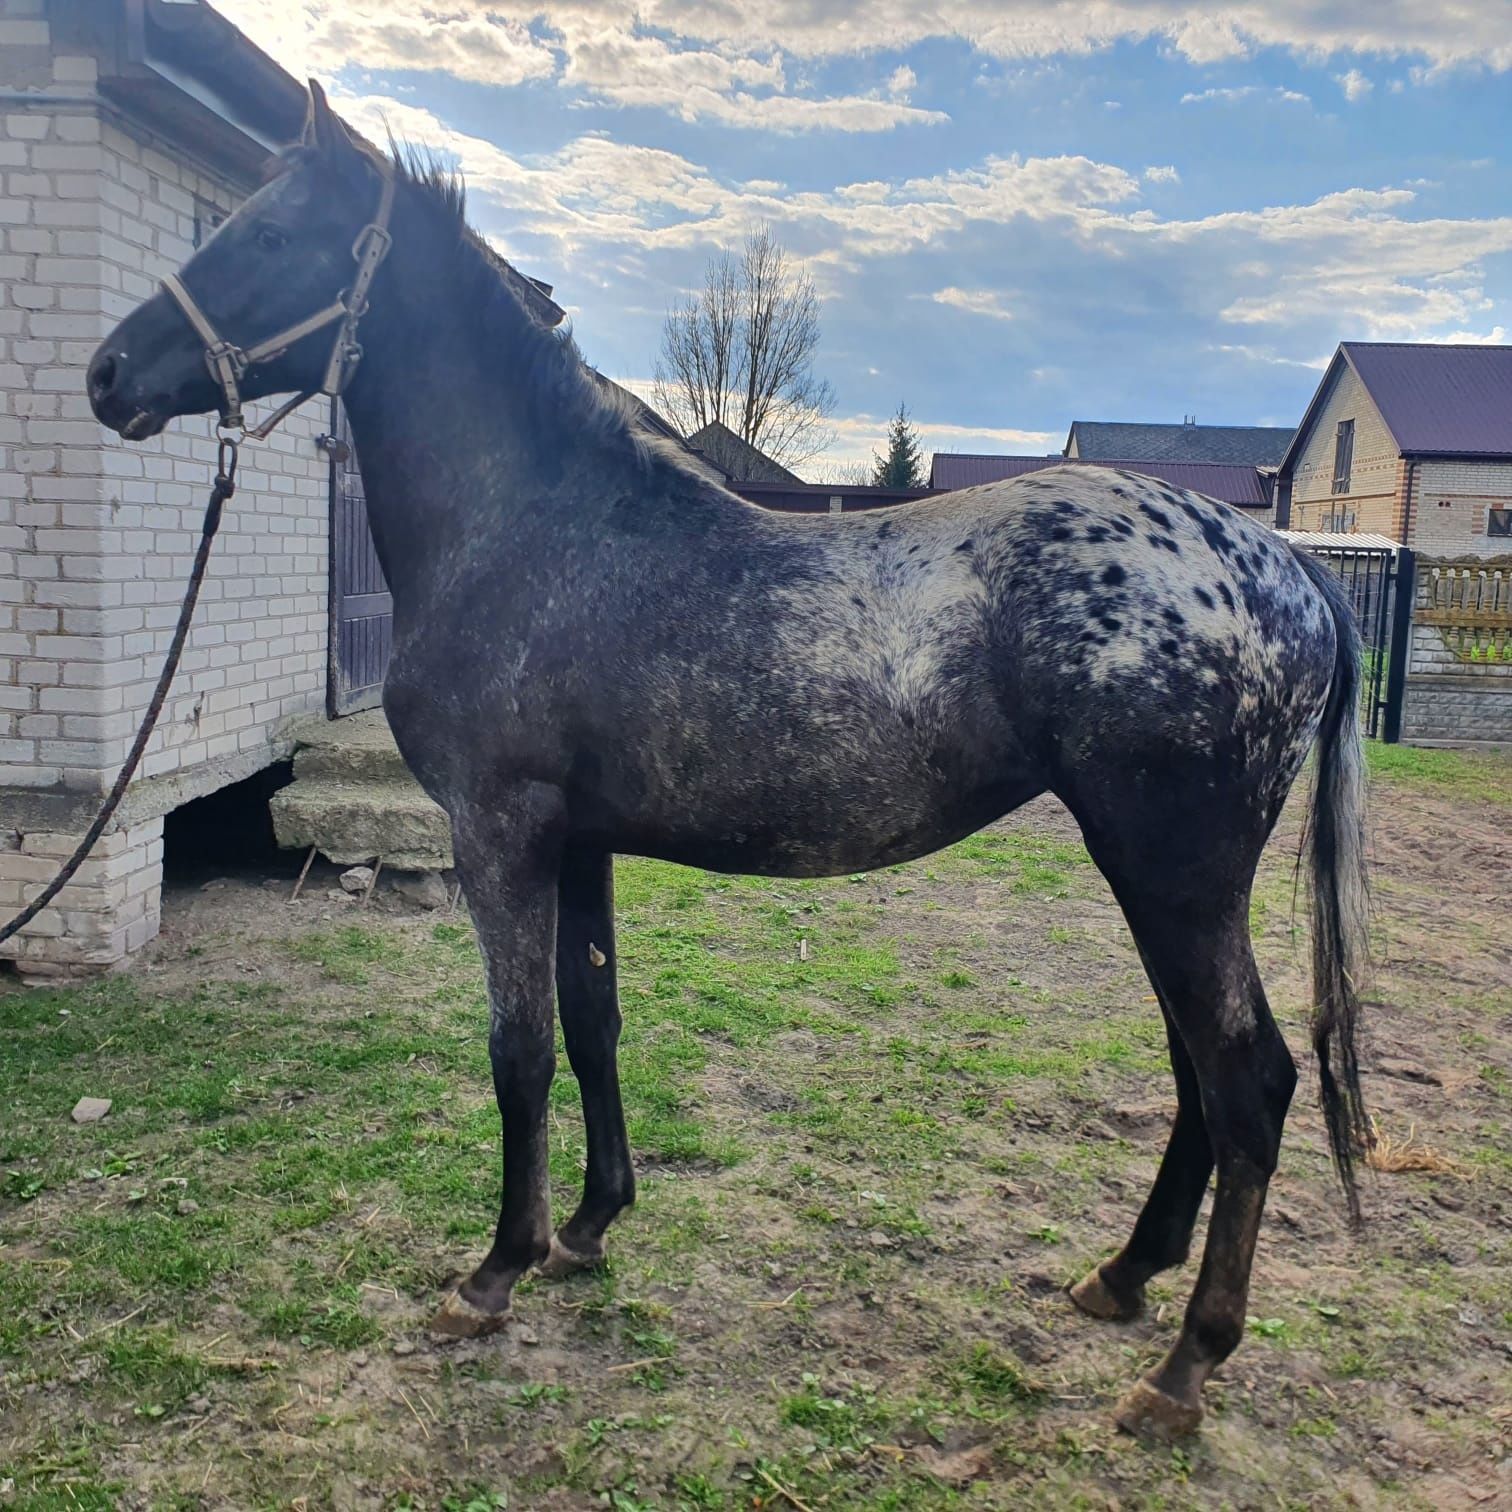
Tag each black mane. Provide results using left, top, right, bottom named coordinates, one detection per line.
left=388, top=147, right=694, bottom=476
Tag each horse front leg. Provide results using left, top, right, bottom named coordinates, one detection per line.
left=539, top=845, right=635, bottom=1276
left=430, top=788, right=564, bottom=1338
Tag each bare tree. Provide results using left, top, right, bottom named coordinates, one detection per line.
left=654, top=226, right=836, bottom=469
left=807, top=458, right=873, bottom=486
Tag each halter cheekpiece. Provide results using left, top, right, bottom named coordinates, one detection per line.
left=160, top=160, right=396, bottom=439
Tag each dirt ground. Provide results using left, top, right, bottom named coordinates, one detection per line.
left=2, top=746, right=1509, bottom=1510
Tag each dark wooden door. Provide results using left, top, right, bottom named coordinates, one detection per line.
left=327, top=401, right=392, bottom=716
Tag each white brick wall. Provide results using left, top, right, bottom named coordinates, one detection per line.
left=2, top=10, right=331, bottom=975
left=1410, top=458, right=1512, bottom=560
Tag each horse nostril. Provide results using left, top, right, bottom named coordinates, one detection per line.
left=89, top=351, right=118, bottom=398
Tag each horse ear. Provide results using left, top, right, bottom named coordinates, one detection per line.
left=302, top=79, right=355, bottom=158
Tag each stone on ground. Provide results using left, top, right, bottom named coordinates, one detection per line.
left=70, top=1097, right=111, bottom=1124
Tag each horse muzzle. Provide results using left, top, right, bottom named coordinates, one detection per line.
left=87, top=342, right=171, bottom=440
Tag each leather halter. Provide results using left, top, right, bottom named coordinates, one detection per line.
left=160, top=161, right=396, bottom=438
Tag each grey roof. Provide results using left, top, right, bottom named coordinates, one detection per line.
left=1066, top=420, right=1295, bottom=466
left=1340, top=342, right=1512, bottom=457
left=686, top=421, right=803, bottom=485
left=930, top=454, right=1272, bottom=508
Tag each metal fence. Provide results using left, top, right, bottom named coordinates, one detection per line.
left=1295, top=544, right=1415, bottom=740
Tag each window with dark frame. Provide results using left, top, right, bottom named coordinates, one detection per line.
left=1331, top=418, right=1354, bottom=495
left=1489, top=507, right=1511, bottom=537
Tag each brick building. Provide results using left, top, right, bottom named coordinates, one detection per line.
left=2, top=1, right=541, bottom=978
left=1276, top=341, right=1512, bottom=555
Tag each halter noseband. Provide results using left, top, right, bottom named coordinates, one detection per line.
left=160, top=161, right=396, bottom=439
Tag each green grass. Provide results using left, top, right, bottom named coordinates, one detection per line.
left=1365, top=742, right=1511, bottom=806
left=2, top=784, right=1508, bottom=1510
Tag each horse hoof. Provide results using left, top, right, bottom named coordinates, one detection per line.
left=427, top=1288, right=510, bottom=1339
left=1068, top=1264, right=1143, bottom=1322
left=1113, top=1377, right=1203, bottom=1438
left=536, top=1234, right=606, bottom=1279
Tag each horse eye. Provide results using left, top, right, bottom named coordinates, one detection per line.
left=255, top=224, right=289, bottom=252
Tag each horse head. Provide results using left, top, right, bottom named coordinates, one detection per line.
left=88, top=82, right=389, bottom=439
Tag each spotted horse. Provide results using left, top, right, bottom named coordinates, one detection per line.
left=87, top=84, right=1372, bottom=1436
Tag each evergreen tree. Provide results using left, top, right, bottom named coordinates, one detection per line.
left=873, top=402, right=924, bottom=489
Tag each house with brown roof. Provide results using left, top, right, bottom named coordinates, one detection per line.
left=1276, top=342, right=1512, bottom=557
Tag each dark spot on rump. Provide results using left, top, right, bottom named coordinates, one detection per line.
left=1049, top=525, right=1073, bottom=541
left=1086, top=526, right=1110, bottom=543
left=1162, top=607, right=1185, bottom=627
left=1218, top=582, right=1235, bottom=611
left=956, top=539, right=974, bottom=552
left=1100, top=616, right=1121, bottom=633
left=877, top=520, right=894, bottom=538
left=1148, top=534, right=1180, bottom=553
left=1160, top=638, right=1180, bottom=656
left=1101, top=563, right=1126, bottom=586
left=1138, top=501, right=1173, bottom=531
left=1193, top=586, right=1216, bottom=610
left=851, top=595, right=866, bottom=609
left=1112, top=517, right=1135, bottom=536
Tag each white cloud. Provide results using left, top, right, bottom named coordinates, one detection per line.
left=1144, top=164, right=1180, bottom=183
left=1336, top=68, right=1374, bottom=102
left=1437, top=325, right=1510, bottom=344
left=823, top=412, right=1058, bottom=469
left=333, top=88, right=1512, bottom=352
left=560, top=30, right=946, bottom=130
left=215, top=2, right=1512, bottom=144
left=1180, top=85, right=1309, bottom=105
left=928, top=287, right=1015, bottom=319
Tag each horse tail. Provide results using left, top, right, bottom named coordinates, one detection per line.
left=1292, top=548, right=1371, bottom=1224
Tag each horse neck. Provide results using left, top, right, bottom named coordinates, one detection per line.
left=334, top=194, right=543, bottom=608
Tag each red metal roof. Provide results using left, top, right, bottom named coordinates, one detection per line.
left=1340, top=342, right=1512, bottom=457
left=929, top=454, right=1272, bottom=508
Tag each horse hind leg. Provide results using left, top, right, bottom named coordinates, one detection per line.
left=1103, top=903, right=1295, bottom=1435
left=1069, top=956, right=1213, bottom=1322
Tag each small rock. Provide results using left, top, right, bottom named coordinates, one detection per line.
left=1431, top=1188, right=1464, bottom=1212
left=70, top=1097, right=111, bottom=1124
left=176, top=1198, right=200, bottom=1216
left=517, top=1326, right=540, bottom=1347
left=350, top=1351, right=369, bottom=1368
left=392, top=1339, right=416, bottom=1357
left=340, top=866, right=375, bottom=895
left=390, top=871, right=448, bottom=910
left=867, top=1229, right=897, bottom=1250
left=1377, top=1057, right=1442, bottom=1087
left=185, top=1394, right=210, bottom=1415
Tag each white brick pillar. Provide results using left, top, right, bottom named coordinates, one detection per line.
left=1, top=817, right=162, bottom=979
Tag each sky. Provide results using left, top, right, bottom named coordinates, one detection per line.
left=217, top=1, right=1512, bottom=476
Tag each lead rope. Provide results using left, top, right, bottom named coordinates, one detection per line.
left=0, top=437, right=238, bottom=949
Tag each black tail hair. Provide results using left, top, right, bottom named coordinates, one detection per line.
left=1292, top=549, right=1372, bottom=1223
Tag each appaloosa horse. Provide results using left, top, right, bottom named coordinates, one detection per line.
left=87, top=84, right=1371, bottom=1435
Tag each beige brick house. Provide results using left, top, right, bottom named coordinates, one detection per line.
left=3, top=1, right=366, bottom=978
left=1276, top=342, right=1512, bottom=555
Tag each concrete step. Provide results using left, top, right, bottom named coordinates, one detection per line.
left=271, top=776, right=453, bottom=872
left=283, top=709, right=417, bottom=786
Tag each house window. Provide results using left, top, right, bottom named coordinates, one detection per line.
left=1331, top=419, right=1354, bottom=495
left=1489, top=508, right=1512, bottom=537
